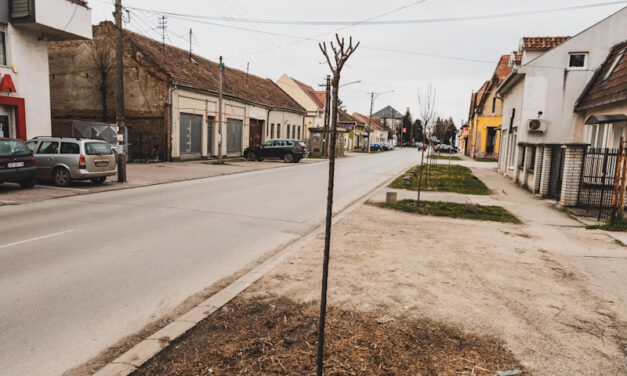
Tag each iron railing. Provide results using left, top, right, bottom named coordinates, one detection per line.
left=577, top=147, right=620, bottom=221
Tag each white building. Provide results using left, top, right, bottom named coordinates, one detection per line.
left=0, top=0, right=91, bottom=140
left=497, top=7, right=627, bottom=206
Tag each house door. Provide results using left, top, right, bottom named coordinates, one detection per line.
left=207, top=117, right=215, bottom=156
left=249, top=119, right=262, bottom=147
left=548, top=146, right=565, bottom=199
left=180, top=113, right=202, bottom=155
left=226, top=118, right=243, bottom=153
left=486, top=127, right=497, bottom=154
left=0, top=115, right=8, bottom=138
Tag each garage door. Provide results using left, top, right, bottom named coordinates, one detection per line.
left=227, top=118, right=242, bottom=153
left=180, top=113, right=202, bottom=154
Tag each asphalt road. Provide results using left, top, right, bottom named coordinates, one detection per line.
left=0, top=149, right=418, bottom=376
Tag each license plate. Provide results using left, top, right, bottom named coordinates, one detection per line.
left=7, top=162, right=24, bottom=168
left=95, top=161, right=108, bottom=167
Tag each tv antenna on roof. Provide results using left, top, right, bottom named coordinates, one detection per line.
left=158, top=16, right=167, bottom=52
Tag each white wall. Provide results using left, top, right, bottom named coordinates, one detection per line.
left=0, top=25, right=51, bottom=138
left=35, top=0, right=92, bottom=40
left=517, top=7, right=627, bottom=145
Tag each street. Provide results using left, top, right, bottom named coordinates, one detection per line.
left=0, top=150, right=417, bottom=376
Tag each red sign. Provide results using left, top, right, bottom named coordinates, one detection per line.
left=402, top=128, right=406, bottom=133
left=0, top=74, right=16, bottom=93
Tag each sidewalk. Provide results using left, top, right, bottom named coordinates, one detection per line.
left=107, top=158, right=625, bottom=375
left=0, top=158, right=322, bottom=205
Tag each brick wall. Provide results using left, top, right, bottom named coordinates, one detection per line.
left=533, top=145, right=544, bottom=193
left=539, top=147, right=552, bottom=197
left=559, top=145, right=586, bottom=207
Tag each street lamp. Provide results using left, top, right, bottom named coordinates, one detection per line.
left=366, top=90, right=394, bottom=152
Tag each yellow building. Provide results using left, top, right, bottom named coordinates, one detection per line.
left=468, top=55, right=512, bottom=159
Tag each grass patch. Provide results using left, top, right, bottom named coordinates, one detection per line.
left=589, top=219, right=627, bottom=232
left=305, top=155, right=325, bottom=159
left=378, top=199, right=520, bottom=223
left=428, top=155, right=461, bottom=160
left=389, top=164, right=491, bottom=195
left=474, top=157, right=497, bottom=162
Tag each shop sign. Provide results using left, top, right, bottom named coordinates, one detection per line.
left=0, top=74, right=17, bottom=93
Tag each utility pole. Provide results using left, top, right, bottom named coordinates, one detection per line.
left=218, top=56, right=224, bottom=164
left=114, top=0, right=126, bottom=182
left=188, top=28, right=192, bottom=61
left=391, top=113, right=397, bottom=149
left=366, top=92, right=374, bottom=153
left=322, top=75, right=330, bottom=157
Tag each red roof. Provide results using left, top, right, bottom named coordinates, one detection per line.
left=314, top=91, right=327, bottom=107
left=495, top=55, right=513, bottom=84
left=292, top=78, right=325, bottom=110
left=522, top=36, right=571, bottom=51
left=96, top=22, right=304, bottom=112
left=576, top=41, right=627, bottom=111
left=353, top=113, right=383, bottom=130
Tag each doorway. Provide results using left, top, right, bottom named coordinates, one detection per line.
left=0, top=115, right=8, bottom=138
left=249, top=118, right=263, bottom=148
left=180, top=113, right=202, bottom=156
left=226, top=118, right=243, bottom=153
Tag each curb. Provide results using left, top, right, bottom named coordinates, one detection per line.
left=92, top=157, right=412, bottom=376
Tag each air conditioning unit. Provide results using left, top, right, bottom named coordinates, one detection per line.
left=527, top=119, right=547, bottom=133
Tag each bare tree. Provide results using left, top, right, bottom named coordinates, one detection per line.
left=88, top=34, right=115, bottom=122
left=416, top=84, right=437, bottom=206
left=317, top=34, right=359, bottom=376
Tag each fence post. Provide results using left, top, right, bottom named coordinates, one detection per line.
left=597, top=149, right=610, bottom=221
left=611, top=138, right=624, bottom=220
left=618, top=140, right=627, bottom=219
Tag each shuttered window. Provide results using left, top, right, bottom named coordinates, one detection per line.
left=0, top=28, right=6, bottom=66
left=10, top=0, right=32, bottom=19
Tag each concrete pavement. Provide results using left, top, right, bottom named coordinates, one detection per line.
left=0, top=149, right=419, bottom=376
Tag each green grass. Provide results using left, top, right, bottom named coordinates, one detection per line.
left=589, top=219, right=627, bottom=232
left=378, top=199, right=520, bottom=223
left=474, top=157, right=497, bottom=162
left=305, top=155, right=325, bottom=159
left=389, top=164, right=491, bottom=195
left=428, top=155, right=461, bottom=160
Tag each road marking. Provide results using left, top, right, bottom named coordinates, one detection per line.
left=0, top=229, right=75, bottom=249
left=36, top=185, right=90, bottom=192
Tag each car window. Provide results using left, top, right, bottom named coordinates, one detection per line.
left=25, top=141, right=38, bottom=152
left=38, top=141, right=59, bottom=154
left=263, top=140, right=274, bottom=147
left=0, top=140, right=31, bottom=155
left=296, top=141, right=306, bottom=147
left=275, top=140, right=284, bottom=146
left=285, top=140, right=293, bottom=146
left=61, top=142, right=80, bottom=154
left=85, top=142, right=113, bottom=155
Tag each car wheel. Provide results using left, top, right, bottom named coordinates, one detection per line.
left=19, top=178, right=35, bottom=189
left=91, top=177, right=106, bottom=184
left=247, top=152, right=256, bottom=161
left=53, top=167, right=72, bottom=187
left=284, top=153, right=294, bottom=163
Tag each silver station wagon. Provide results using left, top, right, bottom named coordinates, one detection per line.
left=26, top=137, right=117, bottom=186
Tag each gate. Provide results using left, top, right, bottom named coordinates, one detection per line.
left=249, top=119, right=262, bottom=148
left=226, top=118, right=242, bottom=153
left=577, top=145, right=627, bottom=221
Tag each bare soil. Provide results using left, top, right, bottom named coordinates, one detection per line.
left=133, top=296, right=523, bottom=375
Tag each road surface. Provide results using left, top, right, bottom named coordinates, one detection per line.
left=0, top=149, right=418, bottom=376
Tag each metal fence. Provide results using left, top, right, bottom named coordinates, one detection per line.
left=577, top=147, right=621, bottom=221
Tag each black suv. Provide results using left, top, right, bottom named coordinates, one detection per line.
left=244, top=139, right=308, bottom=163
left=0, top=138, right=37, bottom=188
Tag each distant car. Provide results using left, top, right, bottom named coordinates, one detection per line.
left=435, top=144, right=458, bottom=154
left=244, top=138, right=308, bottom=163
left=381, top=142, right=394, bottom=151
left=26, top=137, right=117, bottom=186
left=415, top=142, right=427, bottom=150
left=0, top=138, right=37, bottom=188
left=363, top=143, right=383, bottom=151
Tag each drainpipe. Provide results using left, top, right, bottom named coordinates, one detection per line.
left=169, top=84, right=177, bottom=161
left=266, top=108, right=272, bottom=143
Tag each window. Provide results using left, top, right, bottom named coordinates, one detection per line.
left=270, top=123, right=274, bottom=138
left=568, top=52, right=587, bottom=69
left=85, top=142, right=113, bottom=155
left=492, top=97, right=496, bottom=113
left=277, top=123, right=281, bottom=138
left=0, top=25, right=6, bottom=66
left=587, top=124, right=610, bottom=149
left=603, top=49, right=625, bottom=83
left=61, top=142, right=80, bottom=154
left=286, top=124, right=290, bottom=139
left=38, top=141, right=59, bottom=154
left=298, top=126, right=301, bottom=140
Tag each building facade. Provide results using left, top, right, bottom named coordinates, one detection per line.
left=0, top=0, right=91, bottom=140
left=49, top=22, right=305, bottom=161
left=276, top=74, right=326, bottom=143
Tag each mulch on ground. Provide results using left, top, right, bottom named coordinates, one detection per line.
left=132, top=296, right=524, bottom=375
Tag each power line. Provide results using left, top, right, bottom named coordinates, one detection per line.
left=124, top=1, right=627, bottom=26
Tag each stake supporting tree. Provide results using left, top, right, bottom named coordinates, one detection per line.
left=316, top=34, right=359, bottom=376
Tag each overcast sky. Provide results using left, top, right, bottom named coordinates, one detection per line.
left=89, top=0, right=626, bottom=126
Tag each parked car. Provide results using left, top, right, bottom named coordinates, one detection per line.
left=415, top=142, right=427, bottom=150
left=381, top=142, right=394, bottom=151
left=25, top=137, right=117, bottom=186
left=435, top=144, right=458, bottom=154
left=244, top=138, right=308, bottom=163
left=362, top=142, right=384, bottom=151
left=0, top=138, right=37, bottom=188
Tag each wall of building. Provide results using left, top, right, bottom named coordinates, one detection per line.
left=35, top=0, right=92, bottom=40
left=0, top=25, right=52, bottom=138
left=268, top=110, right=304, bottom=140
left=518, top=7, right=627, bottom=145
left=499, top=77, right=525, bottom=174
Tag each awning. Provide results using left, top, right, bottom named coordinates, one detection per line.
left=585, top=114, right=627, bottom=124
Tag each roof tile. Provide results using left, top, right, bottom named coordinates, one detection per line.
left=577, top=41, right=627, bottom=111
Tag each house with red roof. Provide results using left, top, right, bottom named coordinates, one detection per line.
left=276, top=74, right=327, bottom=143
left=467, top=54, right=513, bottom=159
left=49, top=22, right=305, bottom=161
left=496, top=7, right=627, bottom=208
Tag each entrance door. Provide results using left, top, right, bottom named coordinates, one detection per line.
left=548, top=146, right=565, bottom=199
left=207, top=116, right=215, bottom=156
left=180, top=113, right=202, bottom=155
left=249, top=119, right=262, bottom=147
left=0, top=115, right=8, bottom=138
left=226, top=118, right=243, bottom=153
